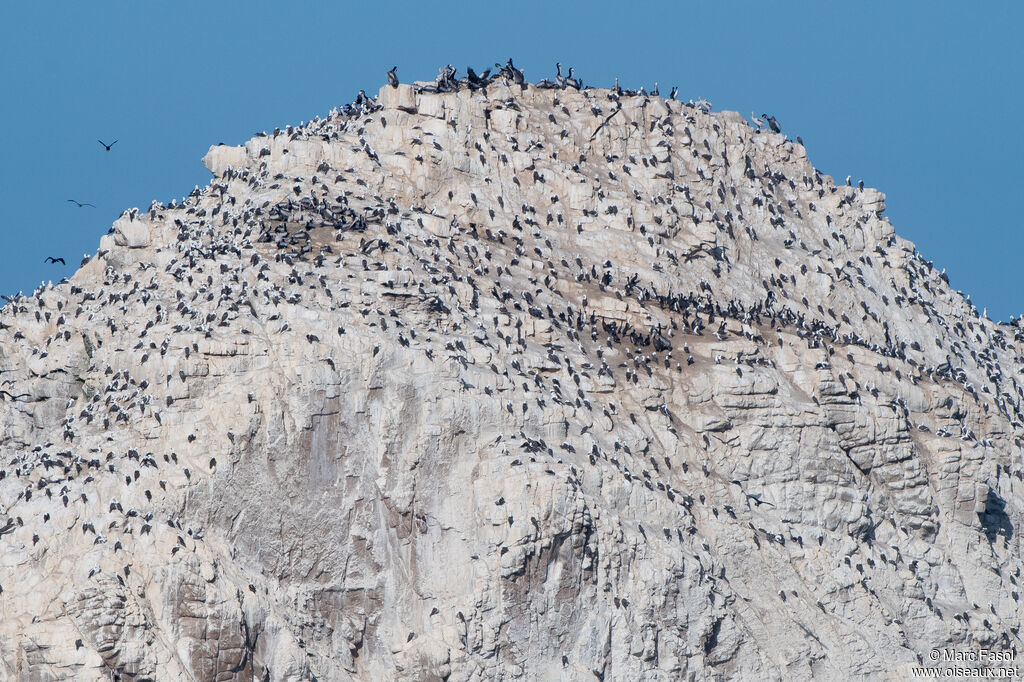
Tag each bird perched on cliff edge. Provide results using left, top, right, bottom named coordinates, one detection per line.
left=386, top=66, right=398, bottom=88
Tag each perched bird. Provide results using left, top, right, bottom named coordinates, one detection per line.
left=386, top=66, right=398, bottom=88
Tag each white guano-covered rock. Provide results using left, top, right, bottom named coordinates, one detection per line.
left=1, top=80, right=1022, bottom=682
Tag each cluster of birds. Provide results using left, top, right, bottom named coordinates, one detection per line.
left=0, top=59, right=1021, bottom=676
left=38, top=139, right=121, bottom=270
left=384, top=61, right=785, bottom=137
left=390, top=60, right=658, bottom=97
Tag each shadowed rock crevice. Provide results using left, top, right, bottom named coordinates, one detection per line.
left=979, top=488, right=1013, bottom=543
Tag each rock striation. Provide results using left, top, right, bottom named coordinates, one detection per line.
left=1, top=78, right=1023, bottom=681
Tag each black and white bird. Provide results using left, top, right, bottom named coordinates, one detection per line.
left=386, top=66, right=398, bottom=88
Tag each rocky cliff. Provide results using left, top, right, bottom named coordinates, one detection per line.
left=1, top=78, right=1022, bottom=681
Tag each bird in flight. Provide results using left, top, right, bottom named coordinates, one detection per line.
left=44, top=257, right=66, bottom=265
left=97, top=139, right=118, bottom=151
left=67, top=199, right=95, bottom=208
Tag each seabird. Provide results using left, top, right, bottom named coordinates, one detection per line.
left=555, top=62, right=567, bottom=89
left=386, top=66, right=398, bottom=88
left=567, top=67, right=581, bottom=89
left=97, top=139, right=118, bottom=151
left=761, top=114, right=781, bottom=133
left=44, top=257, right=66, bottom=265
left=505, top=58, right=525, bottom=86
left=67, top=199, right=95, bottom=208
left=466, top=67, right=491, bottom=90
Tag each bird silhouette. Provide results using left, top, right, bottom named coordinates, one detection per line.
left=97, top=139, right=118, bottom=151
left=761, top=114, right=781, bottom=133
left=44, top=256, right=65, bottom=265
left=67, top=199, right=95, bottom=208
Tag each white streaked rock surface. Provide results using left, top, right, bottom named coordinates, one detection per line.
left=0, top=79, right=1022, bottom=681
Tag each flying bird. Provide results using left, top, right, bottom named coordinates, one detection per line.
left=97, top=139, right=118, bottom=151
left=44, top=257, right=66, bottom=265
left=67, top=199, right=95, bottom=208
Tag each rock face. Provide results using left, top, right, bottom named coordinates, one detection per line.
left=1, top=80, right=1023, bottom=681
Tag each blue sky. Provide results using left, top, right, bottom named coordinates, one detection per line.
left=1, top=2, right=1021, bottom=318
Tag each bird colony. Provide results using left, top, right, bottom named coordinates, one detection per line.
left=1, top=73, right=1023, bottom=681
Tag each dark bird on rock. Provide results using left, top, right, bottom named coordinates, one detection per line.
left=386, top=66, right=398, bottom=88
left=503, top=58, right=525, bottom=86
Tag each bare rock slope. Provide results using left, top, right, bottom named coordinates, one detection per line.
left=1, top=80, right=1023, bottom=681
